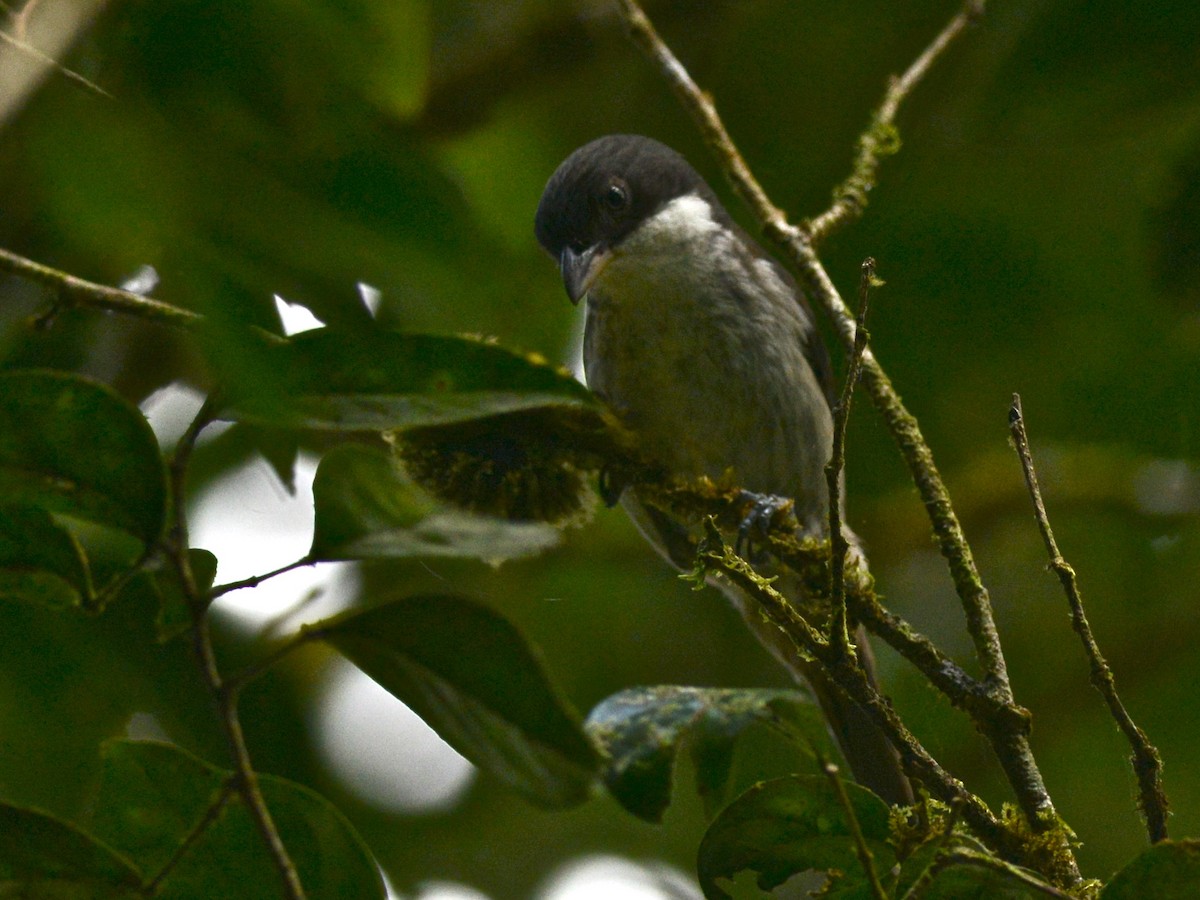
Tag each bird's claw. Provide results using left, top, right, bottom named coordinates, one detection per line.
left=598, top=466, right=629, bottom=507
left=735, top=491, right=793, bottom=560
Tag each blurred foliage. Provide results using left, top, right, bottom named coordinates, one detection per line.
left=1, top=0, right=1199, bottom=897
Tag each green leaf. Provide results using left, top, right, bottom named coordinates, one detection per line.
left=0, top=801, right=143, bottom=897
left=0, top=371, right=167, bottom=546
left=897, top=837, right=1044, bottom=899
left=152, top=549, right=218, bottom=642
left=311, top=444, right=560, bottom=562
left=584, top=686, right=828, bottom=823
left=313, top=594, right=599, bottom=807
left=696, top=775, right=895, bottom=900
left=0, top=503, right=92, bottom=608
left=1101, top=839, right=1200, bottom=899
left=90, top=739, right=386, bottom=899
left=222, top=330, right=596, bottom=432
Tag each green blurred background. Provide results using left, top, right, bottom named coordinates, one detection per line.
left=1, top=0, right=1198, bottom=896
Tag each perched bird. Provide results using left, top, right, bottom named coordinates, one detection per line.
left=535, top=134, right=912, bottom=805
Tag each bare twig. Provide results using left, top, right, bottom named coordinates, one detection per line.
left=0, top=246, right=200, bottom=329
left=0, top=28, right=113, bottom=98
left=826, top=258, right=876, bottom=659
left=142, top=777, right=237, bottom=895
left=614, top=0, right=1078, bottom=883
left=819, top=755, right=887, bottom=900
left=1009, top=394, right=1169, bottom=844
left=166, top=399, right=307, bottom=900
left=806, top=1, right=984, bottom=242
left=211, top=556, right=315, bottom=599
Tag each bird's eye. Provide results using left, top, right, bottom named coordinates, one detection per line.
left=603, top=180, right=629, bottom=211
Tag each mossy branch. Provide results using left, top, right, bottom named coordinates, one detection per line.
left=614, top=0, right=1077, bottom=882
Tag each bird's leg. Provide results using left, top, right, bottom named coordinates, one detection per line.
left=734, top=490, right=794, bottom=560
left=598, top=466, right=630, bottom=507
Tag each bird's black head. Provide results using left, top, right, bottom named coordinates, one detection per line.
left=535, top=134, right=724, bottom=302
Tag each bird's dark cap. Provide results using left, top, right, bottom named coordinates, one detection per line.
left=534, top=134, right=725, bottom=258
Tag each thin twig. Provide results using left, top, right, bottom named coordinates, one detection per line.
left=806, top=1, right=984, bottom=242
left=613, top=3, right=1078, bottom=882
left=142, top=777, right=237, bottom=896
left=819, top=755, right=887, bottom=900
left=907, top=848, right=1075, bottom=900
left=210, top=556, right=315, bottom=599
left=223, top=629, right=319, bottom=696
left=0, top=28, right=114, bottom=99
left=826, top=258, right=875, bottom=659
left=1009, top=394, right=1169, bottom=843
left=0, top=246, right=200, bottom=329
left=166, top=399, right=307, bottom=900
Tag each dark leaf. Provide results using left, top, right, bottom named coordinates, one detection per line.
left=222, top=330, right=596, bottom=432
left=152, top=549, right=218, bottom=642
left=0, top=801, right=143, bottom=898
left=584, top=686, right=828, bottom=823
left=0, top=503, right=92, bottom=609
left=0, top=371, right=167, bottom=546
left=696, top=775, right=894, bottom=900
left=313, top=594, right=599, bottom=807
left=1101, top=839, right=1200, bottom=899
left=90, top=739, right=386, bottom=899
left=310, top=444, right=560, bottom=562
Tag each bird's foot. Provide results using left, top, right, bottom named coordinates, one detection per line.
left=734, top=490, right=794, bottom=560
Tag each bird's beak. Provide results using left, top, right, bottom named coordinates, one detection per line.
left=560, top=244, right=610, bottom=305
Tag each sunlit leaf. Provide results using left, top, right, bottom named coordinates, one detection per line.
left=0, top=371, right=167, bottom=546
left=1101, top=839, right=1200, bottom=899
left=90, top=740, right=386, bottom=899
left=0, top=503, right=92, bottom=609
left=222, top=330, right=596, bottom=432
left=585, top=686, right=828, bottom=823
left=696, top=775, right=894, bottom=900
left=313, top=594, right=599, bottom=807
left=0, top=801, right=143, bottom=898
left=310, top=444, right=560, bottom=562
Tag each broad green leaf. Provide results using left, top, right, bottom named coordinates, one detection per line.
left=0, top=801, right=142, bottom=898
left=0, top=371, right=167, bottom=546
left=1101, top=839, right=1200, bottom=899
left=585, top=686, right=828, bottom=823
left=222, top=330, right=596, bottom=432
left=152, top=549, right=218, bottom=642
left=696, top=775, right=895, bottom=900
left=313, top=594, right=599, bottom=807
left=90, top=739, right=386, bottom=900
left=311, top=444, right=560, bottom=562
left=0, top=503, right=92, bottom=609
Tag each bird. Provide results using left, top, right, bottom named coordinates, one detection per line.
left=534, top=134, right=912, bottom=806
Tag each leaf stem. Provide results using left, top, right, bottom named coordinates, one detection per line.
left=1009, top=394, right=1169, bottom=843
left=819, top=755, right=887, bottom=900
